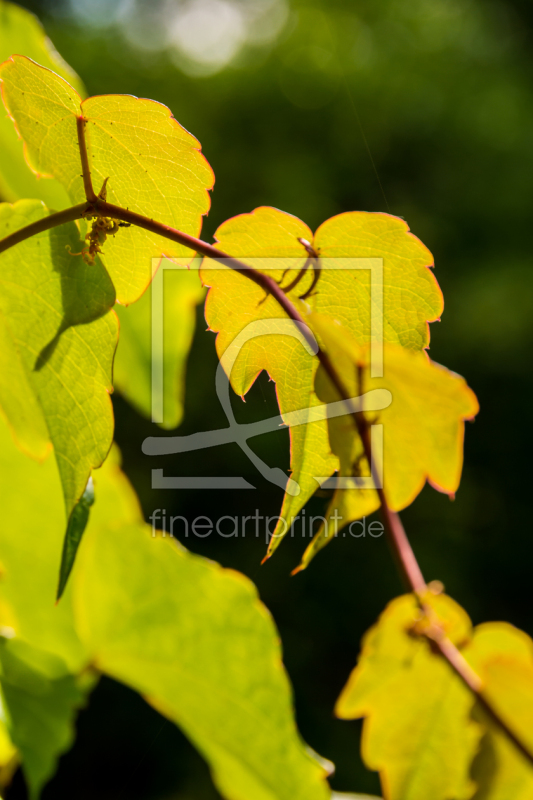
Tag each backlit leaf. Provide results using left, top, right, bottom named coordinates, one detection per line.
left=74, top=450, right=333, bottom=800
left=0, top=709, right=18, bottom=794
left=337, top=594, right=533, bottom=800
left=0, top=199, right=117, bottom=527
left=335, top=593, right=481, bottom=800
left=201, top=206, right=443, bottom=560
left=0, top=1, right=85, bottom=206
left=0, top=417, right=332, bottom=800
left=0, top=416, right=89, bottom=673
left=0, top=306, right=50, bottom=460
left=0, top=55, right=214, bottom=303
left=297, top=313, right=478, bottom=570
left=465, top=624, right=533, bottom=799
left=0, top=637, right=92, bottom=800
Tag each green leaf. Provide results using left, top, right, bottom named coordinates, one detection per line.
left=0, top=637, right=92, bottom=800
left=0, top=306, right=50, bottom=460
left=336, top=593, right=481, bottom=800
left=0, top=55, right=214, bottom=304
left=201, top=206, right=443, bottom=560
left=0, top=709, right=18, bottom=793
left=0, top=417, right=332, bottom=800
left=297, top=313, right=478, bottom=570
left=74, top=451, right=333, bottom=800
left=0, top=414, right=90, bottom=673
left=114, top=260, right=205, bottom=428
left=56, top=476, right=95, bottom=601
left=0, top=1, right=85, bottom=205
left=0, top=199, right=117, bottom=527
left=465, top=624, right=533, bottom=799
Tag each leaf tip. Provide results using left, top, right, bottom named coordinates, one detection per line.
left=56, top=476, right=95, bottom=601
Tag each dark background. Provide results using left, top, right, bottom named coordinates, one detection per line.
left=6, top=0, right=533, bottom=797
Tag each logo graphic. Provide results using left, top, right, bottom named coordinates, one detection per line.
left=142, top=258, right=387, bottom=492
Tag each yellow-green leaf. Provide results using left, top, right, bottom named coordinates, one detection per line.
left=0, top=55, right=214, bottom=303
left=465, top=623, right=533, bottom=799
left=201, top=206, right=442, bottom=560
left=0, top=707, right=18, bottom=793
left=0, top=199, right=117, bottom=525
left=336, top=593, right=481, bottom=800
left=297, top=313, right=478, bottom=570
left=0, top=637, right=91, bottom=800
left=0, top=417, right=332, bottom=800
left=74, top=451, right=332, bottom=800
left=0, top=306, right=50, bottom=459
left=0, top=1, right=85, bottom=206
left=0, top=335, right=96, bottom=677
left=114, top=260, right=205, bottom=428
left=337, top=595, right=533, bottom=799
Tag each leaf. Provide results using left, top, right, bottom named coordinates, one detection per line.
left=297, top=313, right=478, bottom=570
left=0, top=416, right=333, bottom=800
left=201, top=206, right=443, bottom=560
left=336, top=593, right=481, bottom=800
left=114, top=259, right=205, bottom=428
left=337, top=596, right=533, bottom=799
left=74, top=451, right=333, bottom=800
left=0, top=306, right=50, bottom=460
left=0, top=55, right=214, bottom=304
left=464, top=624, right=533, bottom=799
left=0, top=199, right=117, bottom=528
left=56, top=476, right=95, bottom=601
left=0, top=710, right=18, bottom=793
left=0, top=412, right=91, bottom=673
left=0, top=637, right=92, bottom=800
left=0, top=1, right=85, bottom=206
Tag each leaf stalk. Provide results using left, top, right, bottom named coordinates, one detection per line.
left=77, top=116, right=97, bottom=203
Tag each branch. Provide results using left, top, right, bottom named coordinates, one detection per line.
left=0, top=198, right=531, bottom=766
left=0, top=203, right=88, bottom=254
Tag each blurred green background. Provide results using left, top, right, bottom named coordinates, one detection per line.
left=5, top=0, right=533, bottom=797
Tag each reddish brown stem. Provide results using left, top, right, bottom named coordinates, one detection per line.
left=0, top=204, right=88, bottom=254
left=77, top=116, right=97, bottom=203
left=433, top=631, right=533, bottom=764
